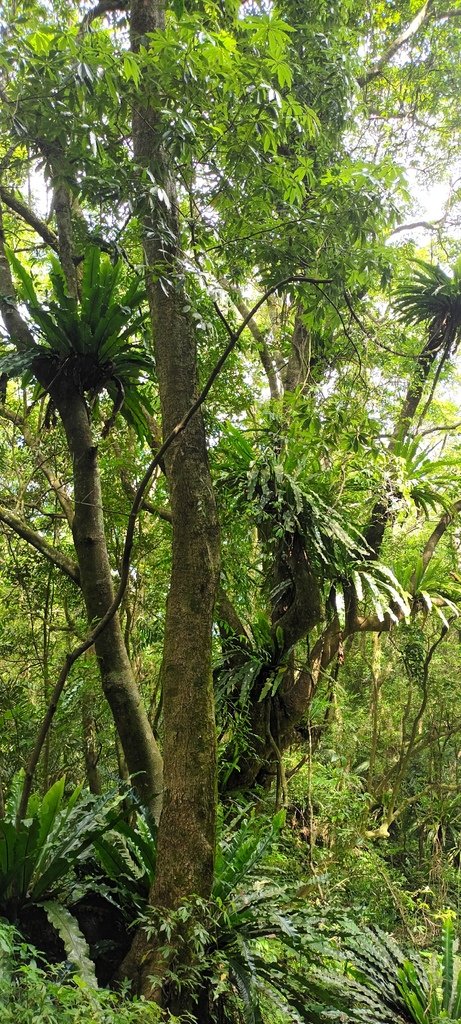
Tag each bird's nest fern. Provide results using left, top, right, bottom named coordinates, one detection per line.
left=1, top=246, right=155, bottom=438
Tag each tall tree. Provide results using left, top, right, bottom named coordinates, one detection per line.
left=1, top=0, right=461, bottom=1010
left=120, top=0, right=221, bottom=996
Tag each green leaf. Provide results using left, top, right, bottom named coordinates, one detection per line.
left=275, top=62, right=292, bottom=89
left=36, top=776, right=66, bottom=848
left=451, top=964, right=461, bottom=1019
left=442, top=913, right=455, bottom=1012
left=123, top=52, right=140, bottom=87
left=82, top=246, right=101, bottom=302
left=27, top=29, right=54, bottom=55
left=0, top=349, right=36, bottom=378
left=5, top=248, right=39, bottom=307
left=29, top=307, right=72, bottom=353
left=113, top=818, right=157, bottom=879
left=42, top=901, right=98, bottom=988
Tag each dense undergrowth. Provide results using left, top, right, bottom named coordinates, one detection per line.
left=2, top=772, right=461, bottom=1023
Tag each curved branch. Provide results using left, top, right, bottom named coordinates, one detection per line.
left=219, top=277, right=281, bottom=400
left=359, top=1, right=434, bottom=86
left=359, top=2, right=461, bottom=87
left=79, top=0, right=129, bottom=34
left=362, top=321, right=448, bottom=558
left=417, top=420, right=461, bottom=437
left=416, top=498, right=461, bottom=581
left=215, top=587, right=251, bottom=643
left=387, top=218, right=445, bottom=237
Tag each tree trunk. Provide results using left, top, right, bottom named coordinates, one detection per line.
left=52, top=383, right=163, bottom=820
left=121, top=0, right=220, bottom=998
left=0, top=202, right=163, bottom=819
left=223, top=310, right=455, bottom=791
left=81, top=685, right=102, bottom=796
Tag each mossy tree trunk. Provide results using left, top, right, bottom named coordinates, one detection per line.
left=121, top=0, right=220, bottom=999
left=52, top=382, right=164, bottom=820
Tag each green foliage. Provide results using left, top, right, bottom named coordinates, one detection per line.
left=0, top=777, right=158, bottom=979
left=209, top=812, right=329, bottom=1023
left=390, top=436, right=456, bottom=517
left=0, top=776, right=123, bottom=913
left=218, top=421, right=410, bottom=626
left=138, top=812, right=360, bottom=1022
left=395, top=913, right=461, bottom=1023
left=0, top=921, right=162, bottom=1023
left=331, top=913, right=461, bottom=1024
left=136, top=815, right=461, bottom=1024
left=213, top=808, right=286, bottom=902
left=2, top=247, right=154, bottom=437
left=395, top=261, right=461, bottom=341
left=3, top=0, right=461, bottom=1019
left=91, top=809, right=157, bottom=902
left=40, top=902, right=97, bottom=989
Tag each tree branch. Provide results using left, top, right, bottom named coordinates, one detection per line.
left=359, top=1, right=434, bottom=85
left=119, top=467, right=172, bottom=523
left=417, top=419, right=461, bottom=437
left=387, top=218, right=445, bottom=237
left=0, top=186, right=59, bottom=251
left=0, top=502, right=80, bottom=584
left=362, top=321, right=448, bottom=558
left=215, top=587, right=251, bottom=643
left=0, top=407, right=74, bottom=528
left=219, top=278, right=281, bottom=400
left=360, top=3, right=461, bottom=87
left=79, top=0, right=129, bottom=34
left=0, top=203, right=37, bottom=353
left=51, top=179, right=79, bottom=298
left=415, top=498, right=461, bottom=581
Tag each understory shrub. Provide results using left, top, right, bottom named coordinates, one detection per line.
left=0, top=920, right=163, bottom=1024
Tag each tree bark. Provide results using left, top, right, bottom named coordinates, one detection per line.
left=81, top=686, right=102, bottom=796
left=121, top=0, right=220, bottom=998
left=51, top=383, right=163, bottom=821
left=0, top=202, right=164, bottom=818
